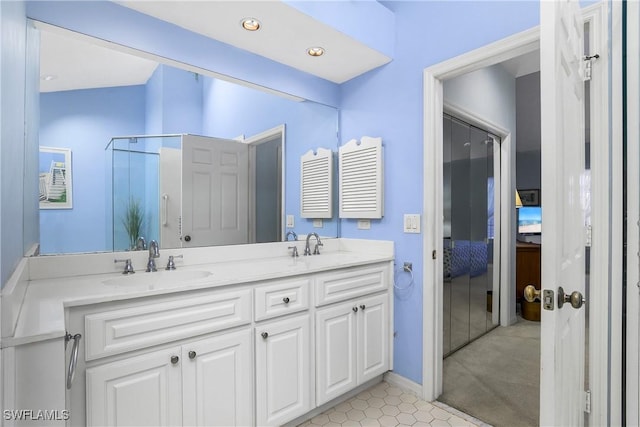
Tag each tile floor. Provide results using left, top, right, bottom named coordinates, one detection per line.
left=298, top=381, right=490, bottom=427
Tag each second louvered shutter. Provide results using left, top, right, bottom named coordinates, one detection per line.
left=339, top=137, right=384, bottom=219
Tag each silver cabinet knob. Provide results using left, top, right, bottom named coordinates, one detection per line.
left=184, top=235, right=192, bottom=242
left=170, top=355, right=179, bottom=365
left=352, top=306, right=358, bottom=313
left=360, top=304, right=366, bottom=310
left=261, top=332, right=269, bottom=339
left=283, top=297, right=290, bottom=304
left=188, top=351, right=196, bottom=359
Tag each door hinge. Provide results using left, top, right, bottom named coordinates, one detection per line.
left=584, top=390, right=591, bottom=413
left=432, top=250, right=437, bottom=260
left=583, top=54, right=600, bottom=81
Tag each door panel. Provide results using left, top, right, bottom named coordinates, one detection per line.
left=540, top=0, right=587, bottom=424
left=182, top=135, right=249, bottom=247
left=86, top=346, right=182, bottom=427
left=255, top=314, right=311, bottom=426
left=181, top=329, right=252, bottom=427
left=358, top=294, right=389, bottom=383
left=316, top=302, right=357, bottom=405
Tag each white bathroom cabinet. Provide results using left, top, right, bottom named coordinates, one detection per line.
left=85, top=328, right=252, bottom=427
left=316, top=293, right=389, bottom=406
left=3, top=240, right=394, bottom=427
left=255, top=314, right=311, bottom=426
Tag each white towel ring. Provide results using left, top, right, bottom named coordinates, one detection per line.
left=394, top=263, right=414, bottom=291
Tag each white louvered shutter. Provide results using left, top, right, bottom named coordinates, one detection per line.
left=300, top=148, right=333, bottom=218
left=339, top=137, right=384, bottom=219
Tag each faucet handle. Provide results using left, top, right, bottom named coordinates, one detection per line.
left=288, top=246, right=299, bottom=258
left=166, top=254, right=184, bottom=270
left=313, top=241, right=323, bottom=255
left=114, top=259, right=135, bottom=275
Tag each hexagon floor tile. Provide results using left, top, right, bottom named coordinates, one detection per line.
left=298, top=381, right=491, bottom=427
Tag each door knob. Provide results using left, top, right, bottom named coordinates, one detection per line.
left=558, top=286, right=586, bottom=309
left=523, top=285, right=541, bottom=302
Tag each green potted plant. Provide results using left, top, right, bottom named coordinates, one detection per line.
left=122, top=198, right=144, bottom=251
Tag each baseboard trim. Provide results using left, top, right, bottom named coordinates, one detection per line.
left=383, top=371, right=423, bottom=396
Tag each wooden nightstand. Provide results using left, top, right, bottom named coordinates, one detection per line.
left=516, top=241, right=541, bottom=321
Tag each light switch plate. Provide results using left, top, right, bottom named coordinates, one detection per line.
left=403, top=214, right=421, bottom=233
left=357, top=219, right=371, bottom=230
left=286, top=215, right=295, bottom=228
left=313, top=219, right=323, bottom=228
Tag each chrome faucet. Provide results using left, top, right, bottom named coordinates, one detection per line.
left=136, top=236, right=147, bottom=251
left=304, top=232, right=323, bottom=256
left=285, top=231, right=297, bottom=241
left=146, top=240, right=160, bottom=272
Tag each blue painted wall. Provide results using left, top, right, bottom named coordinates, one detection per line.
left=339, top=1, right=540, bottom=384
left=0, top=0, right=39, bottom=287
left=146, top=65, right=203, bottom=135
left=39, top=85, right=146, bottom=254
left=202, top=77, right=339, bottom=238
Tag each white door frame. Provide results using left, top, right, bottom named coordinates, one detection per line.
left=422, top=3, right=618, bottom=425
left=626, top=0, right=639, bottom=423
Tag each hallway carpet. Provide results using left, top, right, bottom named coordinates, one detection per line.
left=439, top=318, right=540, bottom=427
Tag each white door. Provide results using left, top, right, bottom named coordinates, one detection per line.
left=255, top=314, right=311, bottom=426
left=181, top=135, right=249, bottom=247
left=539, top=0, right=588, bottom=424
left=316, top=302, right=358, bottom=405
left=358, top=293, right=389, bottom=384
left=85, top=346, right=182, bottom=427
left=181, top=329, right=253, bottom=427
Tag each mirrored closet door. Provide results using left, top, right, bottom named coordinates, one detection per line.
left=443, top=113, right=500, bottom=356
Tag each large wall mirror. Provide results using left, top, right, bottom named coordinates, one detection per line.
left=37, top=24, right=339, bottom=255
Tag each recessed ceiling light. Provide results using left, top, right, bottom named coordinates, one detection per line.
left=241, top=18, right=261, bottom=31
left=41, top=75, right=57, bottom=81
left=307, top=47, right=325, bottom=57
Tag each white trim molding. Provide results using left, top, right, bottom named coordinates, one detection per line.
left=626, top=0, right=640, bottom=424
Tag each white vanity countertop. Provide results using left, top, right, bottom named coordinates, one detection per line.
left=4, top=239, right=394, bottom=347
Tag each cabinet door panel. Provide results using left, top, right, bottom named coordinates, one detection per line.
left=255, top=314, right=311, bottom=426
left=316, top=302, right=357, bottom=405
left=358, top=294, right=389, bottom=384
left=86, top=346, right=182, bottom=427
left=182, top=329, right=252, bottom=427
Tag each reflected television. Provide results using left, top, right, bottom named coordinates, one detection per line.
left=518, top=206, right=542, bottom=234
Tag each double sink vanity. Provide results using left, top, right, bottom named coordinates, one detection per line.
left=2, top=238, right=394, bottom=426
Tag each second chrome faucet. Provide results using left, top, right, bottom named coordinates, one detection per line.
left=146, top=240, right=160, bottom=272
left=304, top=232, right=323, bottom=256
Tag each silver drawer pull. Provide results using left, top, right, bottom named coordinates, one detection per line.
left=170, top=355, right=180, bottom=365
left=188, top=351, right=197, bottom=359
left=352, top=306, right=358, bottom=313
left=261, top=332, right=269, bottom=339
left=283, top=297, right=290, bottom=304
left=66, top=333, right=82, bottom=390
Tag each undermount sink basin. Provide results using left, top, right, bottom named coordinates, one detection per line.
left=103, top=269, right=212, bottom=287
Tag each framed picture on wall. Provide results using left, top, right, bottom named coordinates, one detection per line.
left=39, top=146, right=73, bottom=209
left=519, top=189, right=540, bottom=206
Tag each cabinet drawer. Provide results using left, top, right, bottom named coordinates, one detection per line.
left=315, top=264, right=389, bottom=307
left=85, top=289, right=251, bottom=361
left=254, top=278, right=310, bottom=321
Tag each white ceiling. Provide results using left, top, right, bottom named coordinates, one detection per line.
left=116, top=1, right=391, bottom=84
left=39, top=1, right=392, bottom=93
left=500, top=50, right=540, bottom=78
left=39, top=29, right=158, bottom=93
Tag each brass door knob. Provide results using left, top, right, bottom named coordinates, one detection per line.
left=523, top=285, right=541, bottom=302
